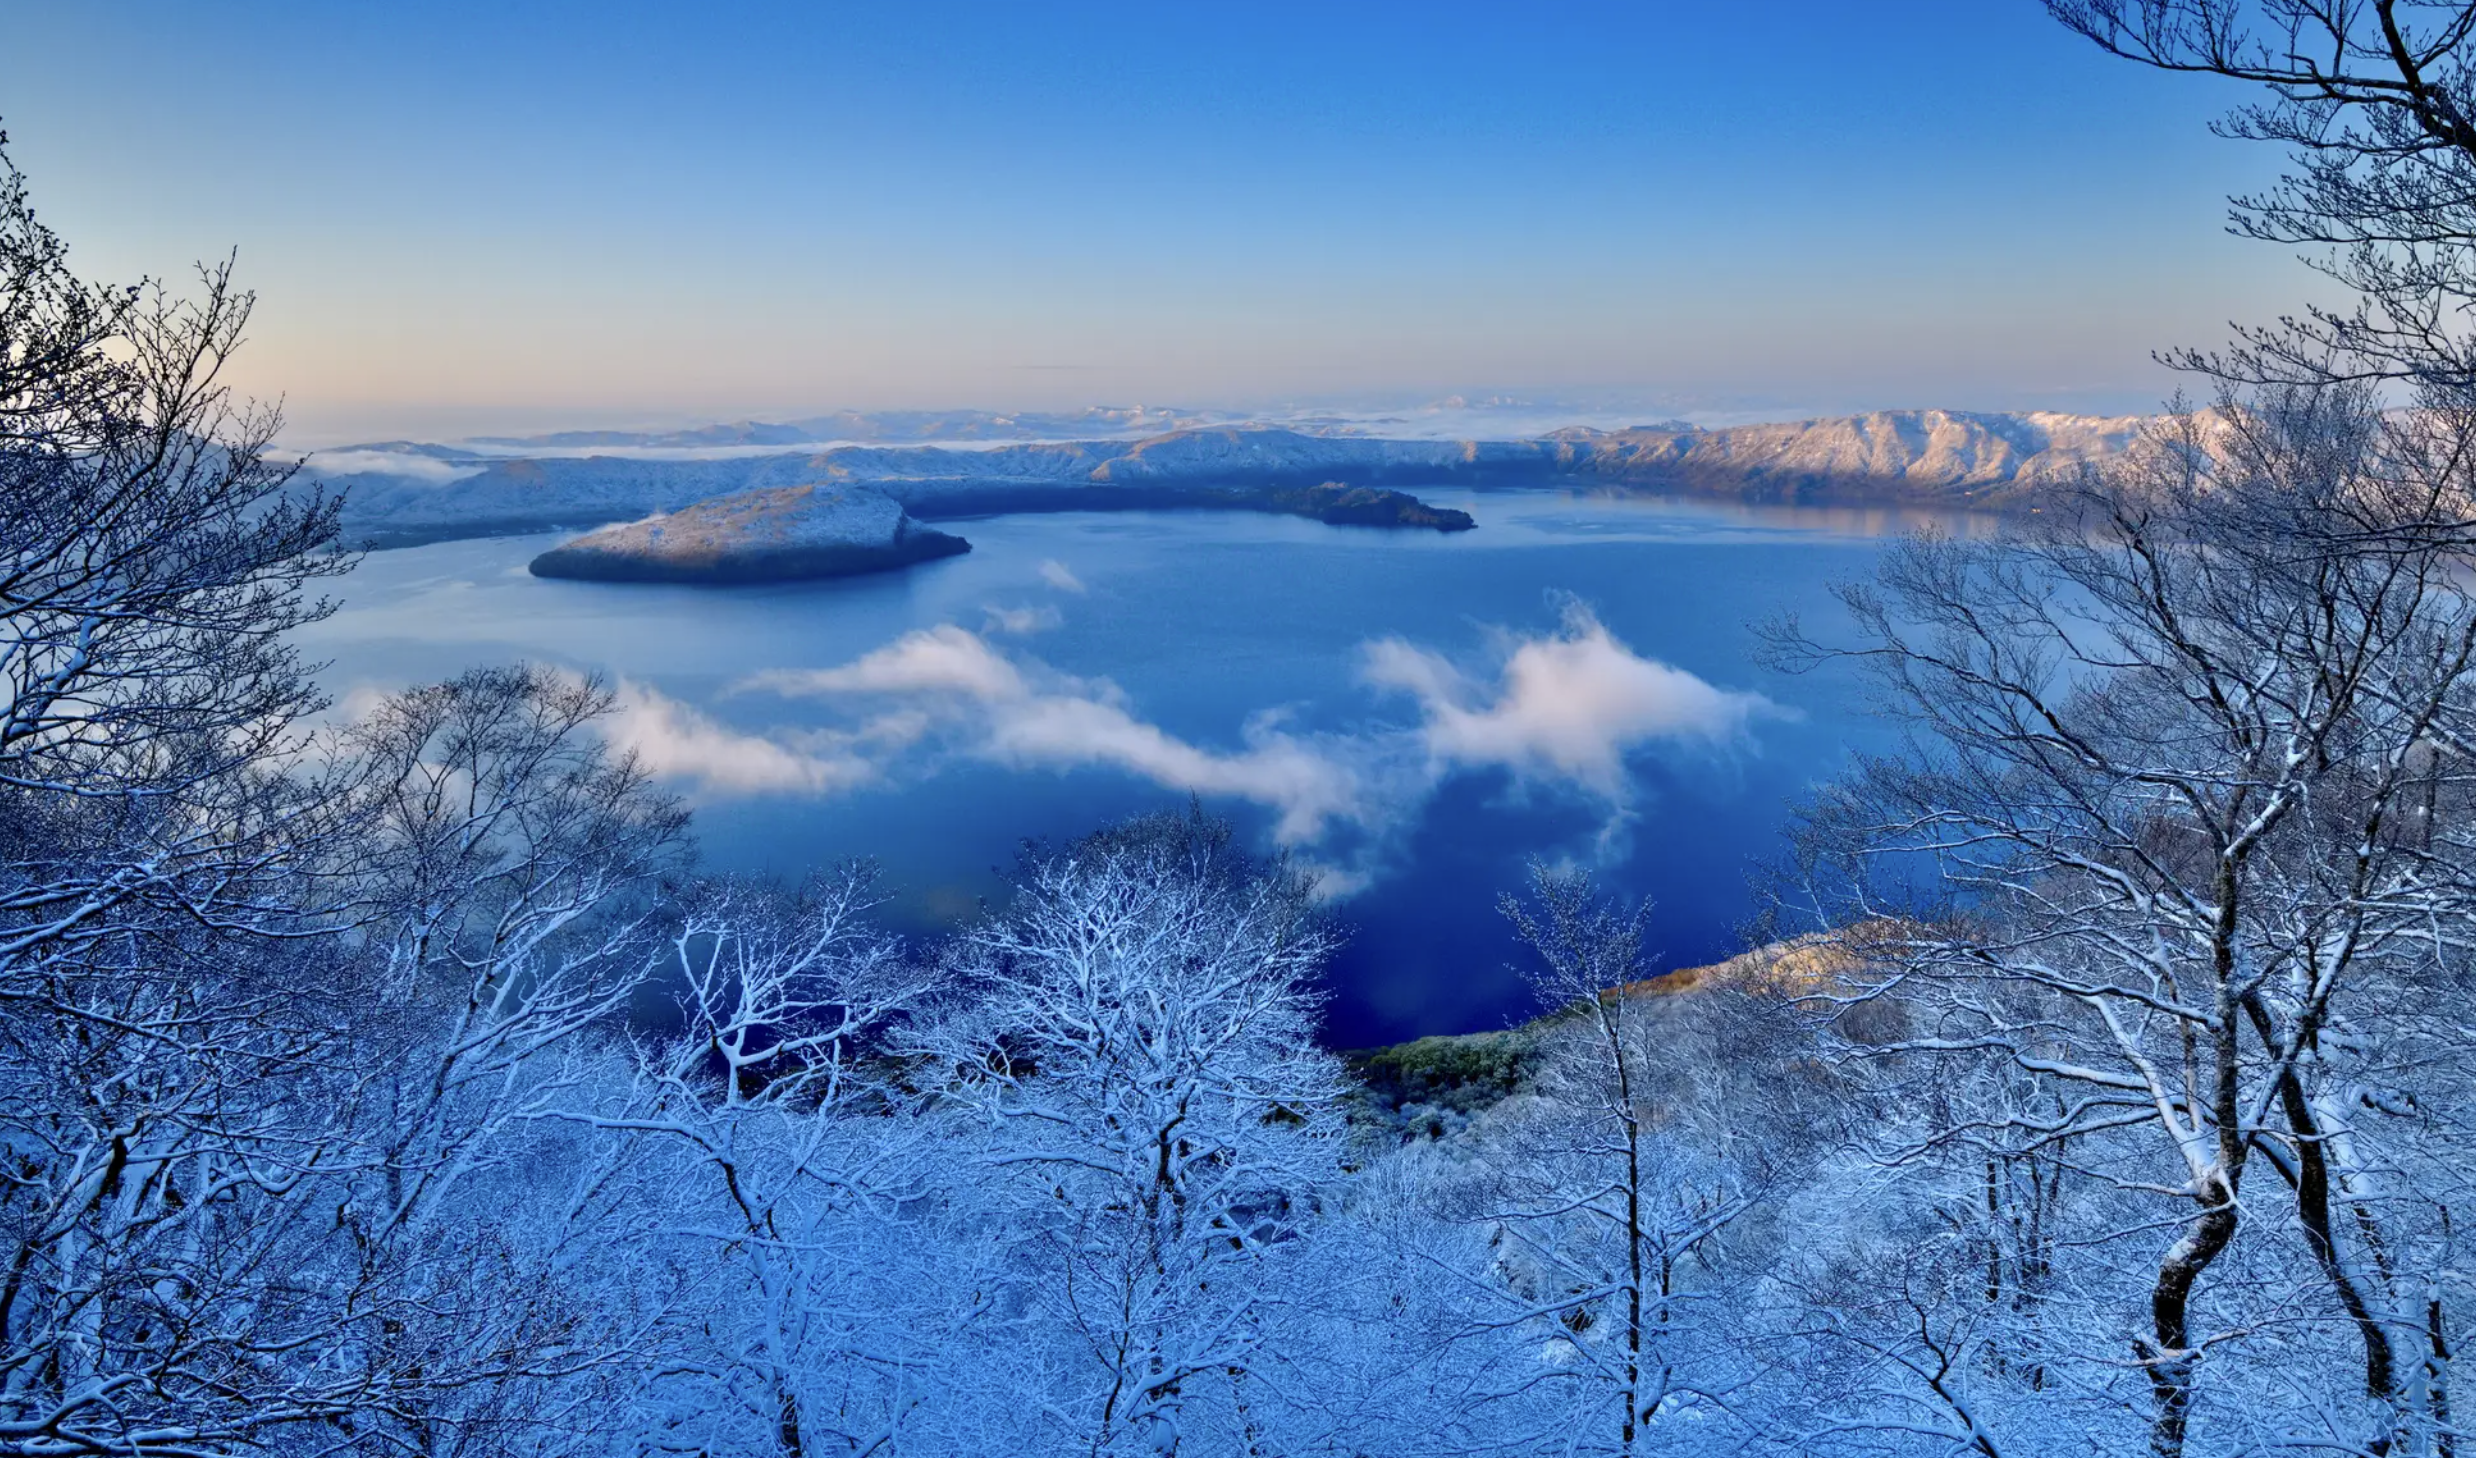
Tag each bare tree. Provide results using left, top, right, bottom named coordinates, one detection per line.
left=1459, top=864, right=1753, bottom=1457
left=344, top=664, right=688, bottom=1233
left=0, top=138, right=686, bottom=1447
left=1767, top=387, right=2476, bottom=1456
left=0, top=126, right=383, bottom=1457
left=2047, top=1, right=2476, bottom=392
left=0, top=129, right=349, bottom=989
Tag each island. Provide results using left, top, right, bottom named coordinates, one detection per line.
left=894, top=479, right=1477, bottom=532
left=520, top=476, right=1475, bottom=588
left=527, top=483, right=971, bottom=584
left=1201, top=481, right=1474, bottom=531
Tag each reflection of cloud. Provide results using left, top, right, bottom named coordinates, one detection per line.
left=1037, top=559, right=1086, bottom=594
left=1362, top=602, right=1775, bottom=804
left=750, top=628, right=1362, bottom=845
left=606, top=679, right=879, bottom=794
left=982, top=603, right=1062, bottom=636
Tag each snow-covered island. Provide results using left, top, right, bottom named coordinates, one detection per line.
left=527, top=483, right=970, bottom=584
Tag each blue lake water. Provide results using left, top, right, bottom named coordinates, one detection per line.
left=299, top=487, right=1950, bottom=1045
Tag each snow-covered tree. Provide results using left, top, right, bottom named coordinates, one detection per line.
left=912, top=811, right=1350, bottom=1457
left=344, top=664, right=689, bottom=1233
left=0, top=126, right=377, bottom=1454
left=578, top=866, right=949, bottom=1458
left=1435, top=865, right=1756, bottom=1456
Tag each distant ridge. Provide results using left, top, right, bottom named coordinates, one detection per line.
left=465, top=406, right=1228, bottom=451
left=316, top=408, right=2178, bottom=549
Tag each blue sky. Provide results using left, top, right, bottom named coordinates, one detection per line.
left=2, top=1, right=2305, bottom=443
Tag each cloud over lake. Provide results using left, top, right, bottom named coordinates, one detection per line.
left=1362, top=601, right=1780, bottom=805
left=594, top=601, right=1778, bottom=892
left=746, top=627, right=1368, bottom=846
left=606, top=678, right=881, bottom=794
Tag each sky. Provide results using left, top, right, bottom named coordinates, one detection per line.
left=0, top=1, right=2308, bottom=445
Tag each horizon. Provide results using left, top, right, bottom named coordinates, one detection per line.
left=3, top=1, right=2307, bottom=444
left=292, top=393, right=2182, bottom=458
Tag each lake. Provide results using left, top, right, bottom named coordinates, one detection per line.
left=299, top=487, right=1946, bottom=1045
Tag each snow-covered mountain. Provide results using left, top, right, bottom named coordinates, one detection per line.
left=1542, top=409, right=2156, bottom=498
left=317, top=408, right=2174, bottom=547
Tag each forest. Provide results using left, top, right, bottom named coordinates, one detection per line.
left=14, top=3, right=2476, bottom=1455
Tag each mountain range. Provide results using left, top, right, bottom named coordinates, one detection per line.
left=460, top=406, right=1237, bottom=451
left=314, top=408, right=2175, bottom=549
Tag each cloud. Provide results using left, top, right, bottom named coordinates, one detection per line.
left=1287, top=858, right=1376, bottom=903
left=749, top=625, right=1025, bottom=700
left=982, top=699, right=1361, bottom=847
left=608, top=599, right=1781, bottom=893
left=982, top=603, right=1063, bottom=636
left=1037, top=559, right=1087, bottom=594
left=746, top=627, right=1367, bottom=845
left=1362, top=601, right=1777, bottom=805
left=303, top=449, right=483, bottom=485
left=605, top=678, right=880, bottom=795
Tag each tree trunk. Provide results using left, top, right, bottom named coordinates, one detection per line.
left=2140, top=1182, right=2239, bottom=1458
left=2276, top=1067, right=2401, bottom=1405
left=2432, top=1298, right=2456, bottom=1458
left=1623, top=1107, right=1643, bottom=1458
left=1603, top=1002, right=1644, bottom=1458
left=776, top=1383, right=806, bottom=1458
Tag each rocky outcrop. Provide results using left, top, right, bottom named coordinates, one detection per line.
left=527, top=484, right=969, bottom=584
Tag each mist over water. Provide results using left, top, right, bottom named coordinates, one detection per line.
left=301, top=488, right=1929, bottom=1045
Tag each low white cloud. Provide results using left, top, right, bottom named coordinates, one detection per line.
left=607, top=599, right=1781, bottom=896
left=1288, top=858, right=1377, bottom=903
left=750, top=625, right=1026, bottom=701
left=748, top=627, right=1365, bottom=845
left=334, top=682, right=397, bottom=723
left=1037, top=559, right=1087, bottom=594
left=606, top=678, right=879, bottom=795
left=982, top=603, right=1063, bottom=636
left=1362, top=601, right=1777, bottom=805
left=304, top=449, right=484, bottom=485
left=985, top=700, right=1361, bottom=847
